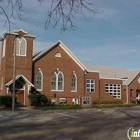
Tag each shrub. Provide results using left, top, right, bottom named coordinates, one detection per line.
left=0, top=95, right=13, bottom=107
left=28, top=94, right=41, bottom=106
left=93, top=99, right=123, bottom=104
left=136, top=100, right=140, bottom=104
left=28, top=94, right=49, bottom=107
left=131, top=100, right=136, bottom=104
left=40, top=95, right=48, bottom=105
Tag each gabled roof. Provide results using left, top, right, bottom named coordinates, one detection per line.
left=5, top=74, right=34, bottom=87
left=122, top=71, right=140, bottom=85
left=33, top=40, right=88, bottom=71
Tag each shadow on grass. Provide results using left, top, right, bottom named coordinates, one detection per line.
left=0, top=106, right=24, bottom=111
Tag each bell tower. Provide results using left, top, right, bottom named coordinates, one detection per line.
left=0, top=29, right=36, bottom=95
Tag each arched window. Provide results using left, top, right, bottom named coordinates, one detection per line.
left=51, top=72, right=57, bottom=90
left=14, top=37, right=27, bottom=56
left=58, top=73, right=63, bottom=90
left=35, top=70, right=43, bottom=90
left=51, top=71, right=64, bottom=91
left=55, top=53, right=61, bottom=57
left=71, top=72, right=77, bottom=92
left=2, top=38, right=6, bottom=58
left=20, top=38, right=26, bottom=55
left=15, top=38, right=20, bottom=55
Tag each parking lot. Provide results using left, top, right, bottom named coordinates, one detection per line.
left=0, top=107, right=140, bottom=140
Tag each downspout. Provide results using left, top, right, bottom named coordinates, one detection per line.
left=84, top=70, right=86, bottom=96
left=126, top=85, right=129, bottom=104
left=99, top=79, right=100, bottom=99
left=80, top=70, right=86, bottom=105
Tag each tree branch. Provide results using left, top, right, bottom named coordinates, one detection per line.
left=0, top=0, right=101, bottom=32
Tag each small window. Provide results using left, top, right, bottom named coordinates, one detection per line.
left=55, top=53, right=61, bottom=57
left=82, top=97, right=91, bottom=105
left=2, top=39, right=6, bottom=58
left=71, top=73, right=77, bottom=92
left=59, top=98, right=66, bottom=105
left=72, top=98, right=78, bottom=105
left=35, top=70, right=43, bottom=90
left=51, top=98, right=56, bottom=104
left=86, top=79, right=95, bottom=93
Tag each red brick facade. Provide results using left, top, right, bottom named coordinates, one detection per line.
left=0, top=29, right=139, bottom=106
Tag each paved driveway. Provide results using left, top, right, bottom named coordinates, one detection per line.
left=0, top=107, right=140, bottom=140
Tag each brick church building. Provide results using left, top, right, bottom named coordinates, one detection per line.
left=0, top=29, right=140, bottom=106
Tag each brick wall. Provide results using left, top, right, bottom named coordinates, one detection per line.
left=33, top=44, right=85, bottom=105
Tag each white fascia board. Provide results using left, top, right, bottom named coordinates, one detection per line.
left=59, top=42, right=87, bottom=71
left=24, top=34, right=36, bottom=38
left=100, top=77, right=127, bottom=80
left=21, top=75, right=34, bottom=87
left=5, top=32, right=18, bottom=36
left=5, top=75, right=34, bottom=87
left=87, top=70, right=99, bottom=73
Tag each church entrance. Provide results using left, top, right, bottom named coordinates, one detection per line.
left=5, top=74, right=34, bottom=106
left=15, top=90, right=24, bottom=105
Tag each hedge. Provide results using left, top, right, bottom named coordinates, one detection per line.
left=93, top=99, right=123, bottom=104
left=0, top=95, right=13, bottom=107
left=28, top=94, right=49, bottom=107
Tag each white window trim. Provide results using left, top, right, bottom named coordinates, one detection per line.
left=1, top=77, right=3, bottom=90
left=2, top=38, right=6, bottom=58
left=82, top=97, right=91, bottom=105
left=55, top=52, right=61, bottom=57
left=59, top=98, right=67, bottom=104
left=51, top=71, right=64, bottom=92
left=35, top=70, right=43, bottom=91
left=7, top=87, right=9, bottom=94
left=14, top=37, right=27, bottom=57
left=71, top=72, right=77, bottom=92
left=105, top=83, right=121, bottom=99
left=72, top=98, right=78, bottom=105
left=86, top=79, right=95, bottom=93
left=28, top=85, right=32, bottom=94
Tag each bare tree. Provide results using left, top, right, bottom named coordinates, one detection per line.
left=0, top=0, right=100, bottom=31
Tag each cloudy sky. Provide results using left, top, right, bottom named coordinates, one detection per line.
left=0, top=0, right=140, bottom=70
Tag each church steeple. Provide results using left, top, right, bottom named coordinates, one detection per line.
left=0, top=29, right=36, bottom=94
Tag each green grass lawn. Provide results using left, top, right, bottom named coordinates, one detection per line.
left=93, top=104, right=140, bottom=108
left=33, top=105, right=82, bottom=110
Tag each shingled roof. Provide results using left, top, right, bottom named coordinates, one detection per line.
left=84, top=64, right=140, bottom=85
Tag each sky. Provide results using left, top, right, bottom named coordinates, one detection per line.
left=0, top=0, right=140, bottom=70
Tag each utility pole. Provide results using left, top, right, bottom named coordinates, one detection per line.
left=12, top=39, right=16, bottom=112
